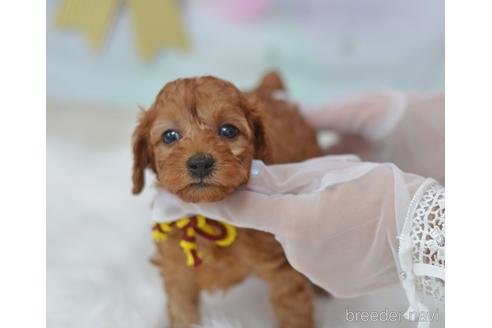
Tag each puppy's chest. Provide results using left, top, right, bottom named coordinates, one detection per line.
left=153, top=215, right=287, bottom=291
left=155, top=220, right=254, bottom=290
left=153, top=216, right=243, bottom=267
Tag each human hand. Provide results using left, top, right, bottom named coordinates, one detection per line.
left=152, top=156, right=426, bottom=297
left=305, top=91, right=444, bottom=184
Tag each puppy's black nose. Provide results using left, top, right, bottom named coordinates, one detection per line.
left=187, top=153, right=215, bottom=178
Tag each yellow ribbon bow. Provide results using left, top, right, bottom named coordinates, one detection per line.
left=152, top=215, right=237, bottom=267
left=55, top=0, right=189, bottom=60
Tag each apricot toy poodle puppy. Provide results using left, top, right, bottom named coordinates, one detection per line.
left=132, top=71, right=321, bottom=328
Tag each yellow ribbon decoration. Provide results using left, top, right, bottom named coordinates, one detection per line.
left=55, top=0, right=189, bottom=60
left=152, top=215, right=237, bottom=267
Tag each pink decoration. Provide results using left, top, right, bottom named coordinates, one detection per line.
left=209, top=0, right=272, bottom=20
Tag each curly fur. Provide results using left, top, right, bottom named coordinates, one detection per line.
left=132, top=71, right=321, bottom=328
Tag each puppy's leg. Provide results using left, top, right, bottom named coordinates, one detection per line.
left=153, top=242, right=200, bottom=328
left=246, top=232, right=314, bottom=328
left=261, top=262, right=314, bottom=328
left=163, top=270, right=200, bottom=328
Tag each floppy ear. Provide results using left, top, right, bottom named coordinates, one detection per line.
left=241, top=95, right=272, bottom=163
left=131, top=109, right=155, bottom=195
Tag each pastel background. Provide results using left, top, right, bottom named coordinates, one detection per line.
left=47, top=0, right=444, bottom=108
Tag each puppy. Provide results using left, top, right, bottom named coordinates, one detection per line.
left=132, top=71, right=321, bottom=328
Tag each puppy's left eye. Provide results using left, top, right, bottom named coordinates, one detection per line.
left=218, top=124, right=239, bottom=139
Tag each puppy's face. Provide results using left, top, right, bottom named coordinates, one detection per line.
left=132, top=77, right=269, bottom=202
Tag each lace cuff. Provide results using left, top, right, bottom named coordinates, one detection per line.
left=398, top=179, right=445, bottom=328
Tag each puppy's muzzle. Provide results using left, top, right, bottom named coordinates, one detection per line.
left=187, top=153, right=215, bottom=179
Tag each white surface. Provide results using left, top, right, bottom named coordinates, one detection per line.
left=47, top=104, right=443, bottom=327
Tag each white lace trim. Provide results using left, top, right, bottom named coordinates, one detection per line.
left=398, top=179, right=445, bottom=328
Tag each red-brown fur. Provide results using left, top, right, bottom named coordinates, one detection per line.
left=132, top=71, right=321, bottom=328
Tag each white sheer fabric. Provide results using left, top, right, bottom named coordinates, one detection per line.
left=306, top=91, right=445, bottom=185
left=151, top=156, right=445, bottom=327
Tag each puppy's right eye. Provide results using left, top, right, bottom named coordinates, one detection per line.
left=162, top=130, right=182, bottom=144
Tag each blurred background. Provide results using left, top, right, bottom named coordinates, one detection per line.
left=47, top=0, right=444, bottom=108
left=47, top=0, right=444, bottom=327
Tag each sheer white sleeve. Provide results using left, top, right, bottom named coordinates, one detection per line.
left=398, top=179, right=445, bottom=327
left=151, top=157, right=445, bottom=328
